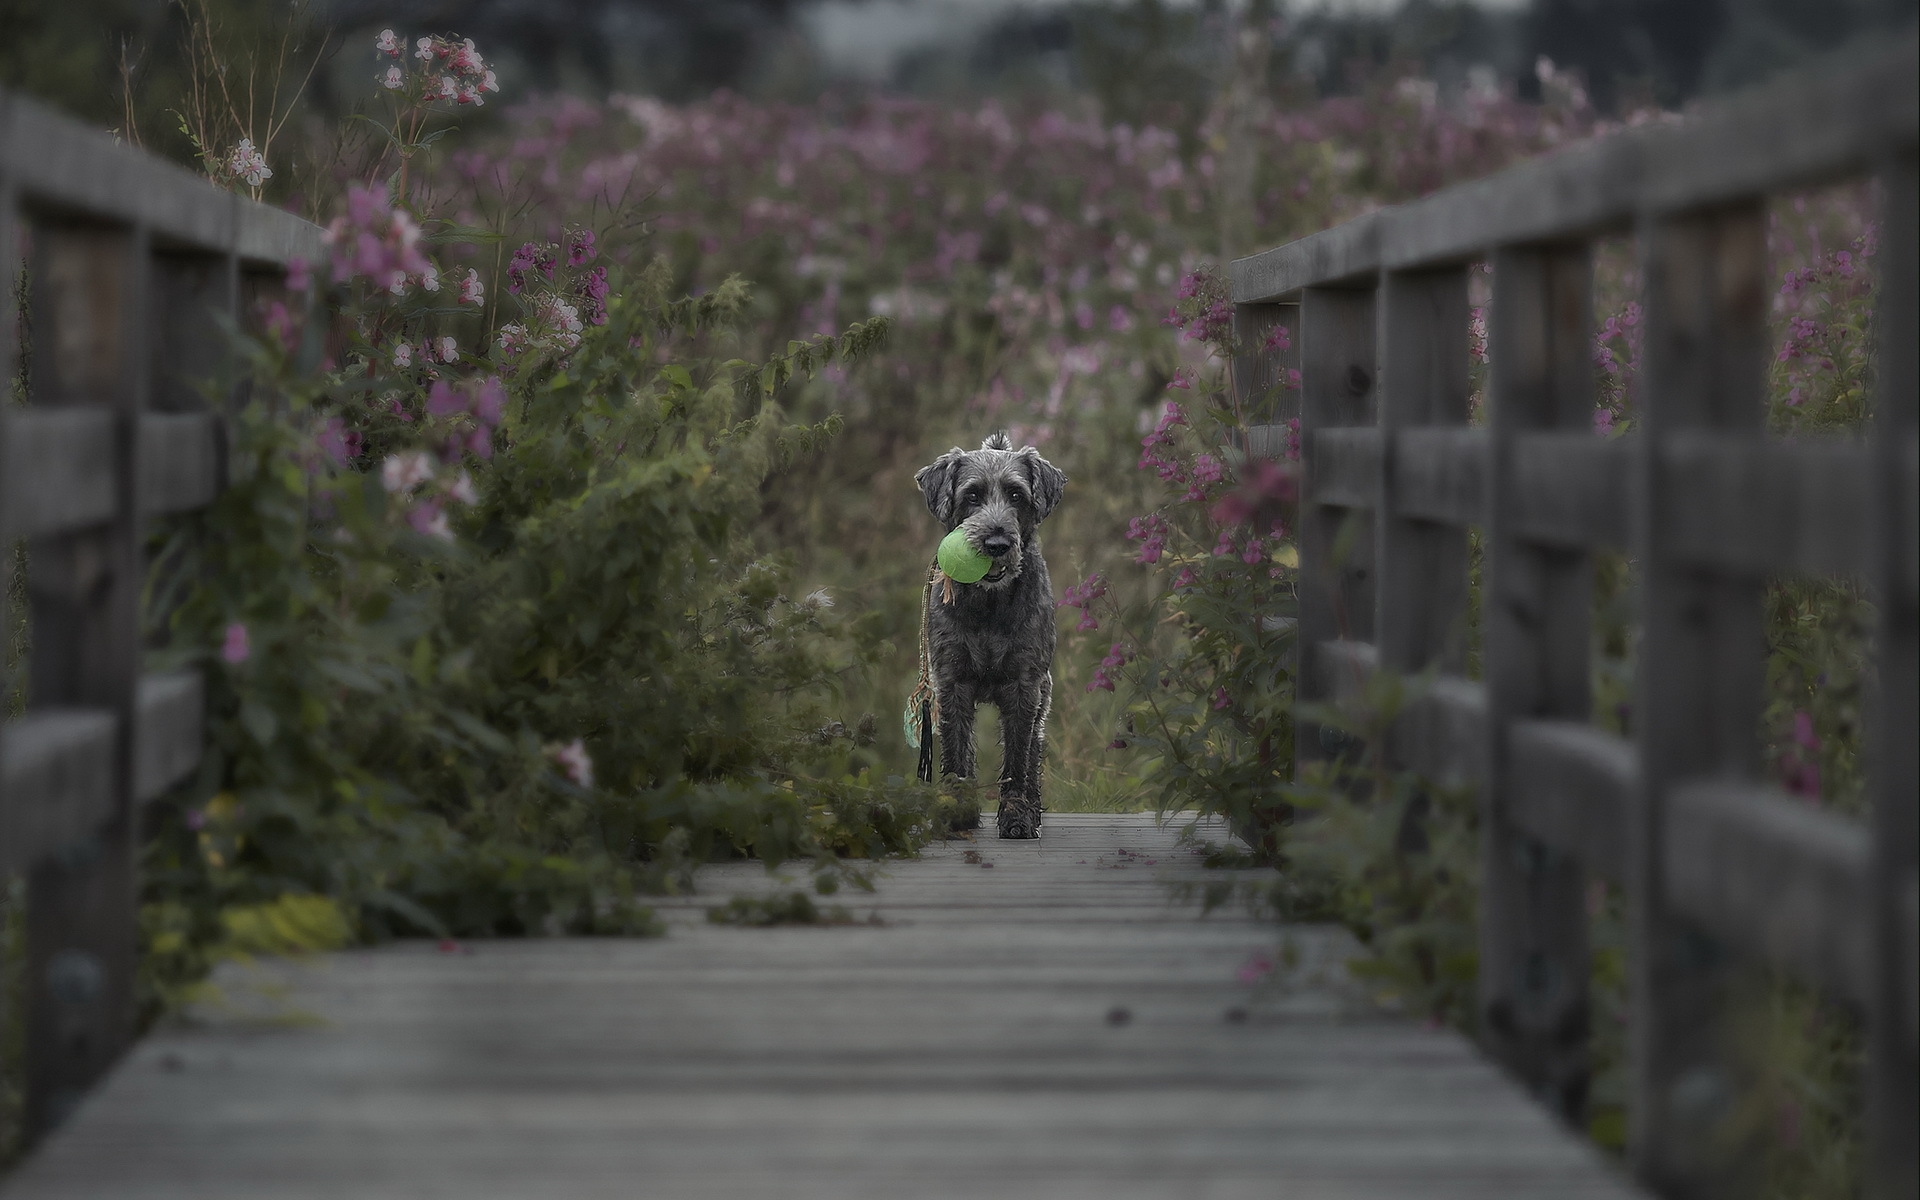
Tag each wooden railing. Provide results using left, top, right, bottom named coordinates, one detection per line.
left=1231, top=34, right=1917, bottom=1200
left=0, top=89, right=321, bottom=1136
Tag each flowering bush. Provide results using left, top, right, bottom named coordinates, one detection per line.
left=133, top=33, right=981, bottom=1017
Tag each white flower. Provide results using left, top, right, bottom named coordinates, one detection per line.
left=391, top=342, right=413, bottom=369
left=380, top=66, right=404, bottom=90
left=227, top=138, right=272, bottom=188
left=435, top=336, right=458, bottom=363
left=418, top=263, right=440, bottom=292
left=456, top=268, right=484, bottom=306
left=804, top=588, right=834, bottom=608
left=380, top=451, right=434, bottom=493
left=416, top=36, right=434, bottom=62
left=376, top=29, right=402, bottom=56
left=448, top=470, right=478, bottom=505
left=497, top=323, right=528, bottom=356
left=547, top=739, right=594, bottom=788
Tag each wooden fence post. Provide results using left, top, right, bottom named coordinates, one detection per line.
left=1867, top=151, right=1918, bottom=1200
left=1375, top=266, right=1470, bottom=678
left=1480, top=242, right=1596, bottom=1120
left=21, top=223, right=148, bottom=1135
left=1295, top=285, right=1376, bottom=764
left=1630, top=203, right=1770, bottom=1199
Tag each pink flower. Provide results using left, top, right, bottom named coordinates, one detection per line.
left=381, top=65, right=404, bottom=90
left=567, top=229, right=598, bottom=265
left=285, top=256, right=311, bottom=292
left=376, top=28, right=402, bottom=56
left=472, top=376, right=507, bottom=427
left=1240, top=539, right=1264, bottom=565
left=456, top=268, right=484, bottom=306
left=317, top=417, right=361, bottom=467
left=220, top=622, right=251, bottom=665
left=407, top=500, right=452, bottom=540
left=1235, top=951, right=1272, bottom=983
left=1212, top=687, right=1232, bottom=711
left=1261, top=324, right=1291, bottom=352
left=1171, top=567, right=1197, bottom=591
left=425, top=379, right=463, bottom=416
left=1167, top=370, right=1192, bottom=390
left=1792, top=710, right=1819, bottom=751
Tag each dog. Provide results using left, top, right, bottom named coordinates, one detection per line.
left=914, top=432, right=1067, bottom=839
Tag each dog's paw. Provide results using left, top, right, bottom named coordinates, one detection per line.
left=995, top=796, right=1042, bottom=840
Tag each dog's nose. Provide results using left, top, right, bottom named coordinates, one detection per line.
left=982, top=534, right=1013, bottom=558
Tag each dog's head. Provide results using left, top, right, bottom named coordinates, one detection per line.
left=914, top=432, right=1067, bottom=589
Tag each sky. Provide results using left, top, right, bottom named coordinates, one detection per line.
left=802, top=0, right=1530, bottom=79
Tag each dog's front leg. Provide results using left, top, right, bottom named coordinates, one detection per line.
left=994, top=678, right=1044, bottom=839
left=936, top=682, right=979, bottom=781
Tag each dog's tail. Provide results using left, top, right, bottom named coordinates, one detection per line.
left=981, top=431, right=1012, bottom=451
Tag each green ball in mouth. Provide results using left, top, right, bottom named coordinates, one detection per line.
left=937, top=527, right=994, bottom=584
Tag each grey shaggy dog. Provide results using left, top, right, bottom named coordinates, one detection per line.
left=915, top=432, right=1068, bottom=839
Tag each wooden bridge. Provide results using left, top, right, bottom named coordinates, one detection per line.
left=2, top=35, right=1917, bottom=1200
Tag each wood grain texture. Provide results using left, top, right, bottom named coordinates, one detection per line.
left=1628, top=205, right=1770, bottom=1200
left=0, top=815, right=1647, bottom=1200
left=1866, top=152, right=1919, bottom=1200
left=1663, top=783, right=1870, bottom=1004
left=0, top=89, right=322, bottom=267
left=1230, top=35, right=1916, bottom=302
left=1478, top=243, right=1597, bottom=1123
left=1295, top=286, right=1377, bottom=769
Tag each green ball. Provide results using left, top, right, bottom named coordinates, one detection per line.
left=937, top=527, right=993, bottom=584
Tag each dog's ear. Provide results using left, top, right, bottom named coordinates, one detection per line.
left=1018, top=448, right=1067, bottom=520
left=915, top=448, right=968, bottom=527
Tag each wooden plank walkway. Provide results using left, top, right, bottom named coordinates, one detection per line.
left=2, top=814, right=1646, bottom=1199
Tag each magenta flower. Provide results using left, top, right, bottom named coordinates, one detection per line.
left=220, top=622, right=251, bottom=665
left=1212, top=687, right=1232, bottom=711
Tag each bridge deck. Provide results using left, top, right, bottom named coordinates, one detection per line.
left=2, top=813, right=1644, bottom=1199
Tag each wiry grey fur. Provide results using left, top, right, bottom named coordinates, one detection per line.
left=915, top=432, right=1068, bottom=839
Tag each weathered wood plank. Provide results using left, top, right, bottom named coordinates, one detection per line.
left=1866, top=151, right=1920, bottom=1200
left=1296, top=287, right=1378, bottom=768
left=1376, top=267, right=1472, bottom=676
left=1478, top=241, right=1598, bottom=1121
left=1628, top=203, right=1772, bottom=1197
left=134, top=671, right=204, bottom=804
left=0, top=709, right=117, bottom=875
left=21, top=223, right=147, bottom=1140
left=1310, top=426, right=1381, bottom=508
left=1508, top=433, right=1630, bottom=549
left=0, top=88, right=322, bottom=267
left=1389, top=675, right=1486, bottom=788
left=0, top=815, right=1651, bottom=1200
left=1230, top=34, right=1916, bottom=302
left=1507, top=721, right=1634, bottom=885
left=1658, top=433, right=1907, bottom=580
left=1664, top=783, right=1869, bottom=1004
left=1, top=410, right=115, bottom=538
left=139, top=415, right=222, bottom=517
left=1395, top=427, right=1486, bottom=527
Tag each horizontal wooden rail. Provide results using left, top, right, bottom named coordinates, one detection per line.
left=0, top=672, right=210, bottom=874
left=3, top=412, right=224, bottom=538
left=0, top=90, right=320, bottom=266
left=1665, top=781, right=1872, bottom=1004
left=1231, top=31, right=1917, bottom=302
left=1507, top=720, right=1634, bottom=884
left=1304, top=426, right=1920, bottom=583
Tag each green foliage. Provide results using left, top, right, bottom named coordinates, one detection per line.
left=706, top=891, right=861, bottom=927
